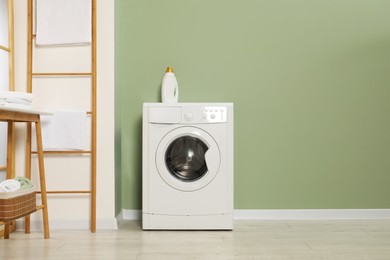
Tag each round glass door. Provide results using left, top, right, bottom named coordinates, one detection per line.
left=165, top=136, right=209, bottom=182
left=155, top=126, right=221, bottom=191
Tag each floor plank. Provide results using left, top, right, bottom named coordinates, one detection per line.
left=1, top=220, right=390, bottom=259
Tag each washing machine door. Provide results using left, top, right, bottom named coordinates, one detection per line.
left=156, top=126, right=221, bottom=191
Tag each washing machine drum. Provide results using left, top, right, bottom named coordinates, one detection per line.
left=156, top=126, right=221, bottom=191
left=165, top=136, right=209, bottom=182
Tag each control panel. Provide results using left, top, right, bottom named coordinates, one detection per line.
left=182, top=106, right=227, bottom=123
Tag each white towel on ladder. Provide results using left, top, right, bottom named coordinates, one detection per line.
left=40, top=110, right=87, bottom=150
left=36, top=0, right=92, bottom=45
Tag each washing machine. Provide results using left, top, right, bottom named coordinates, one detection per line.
left=142, top=103, right=234, bottom=230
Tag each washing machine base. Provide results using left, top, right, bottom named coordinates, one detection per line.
left=142, top=213, right=233, bottom=230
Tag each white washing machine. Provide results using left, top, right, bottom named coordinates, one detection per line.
left=142, top=103, right=234, bottom=230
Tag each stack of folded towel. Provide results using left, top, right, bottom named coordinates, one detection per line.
left=0, top=177, right=34, bottom=192
left=0, top=91, right=34, bottom=110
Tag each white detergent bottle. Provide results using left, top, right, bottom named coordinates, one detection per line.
left=161, top=66, right=179, bottom=103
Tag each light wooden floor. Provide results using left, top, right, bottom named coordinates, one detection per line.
left=1, top=220, right=390, bottom=259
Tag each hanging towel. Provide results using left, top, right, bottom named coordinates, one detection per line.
left=36, top=0, right=92, bottom=45
left=40, top=110, right=87, bottom=150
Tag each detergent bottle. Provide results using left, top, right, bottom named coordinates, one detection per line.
left=161, top=66, right=179, bottom=103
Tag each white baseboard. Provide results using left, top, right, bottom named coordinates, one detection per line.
left=118, top=209, right=390, bottom=221
left=21, top=209, right=389, bottom=231
left=234, top=209, right=390, bottom=220
left=116, top=209, right=142, bottom=222
left=16, top=218, right=118, bottom=231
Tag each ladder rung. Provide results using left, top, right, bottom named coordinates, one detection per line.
left=31, top=150, right=92, bottom=155
left=36, top=190, right=91, bottom=194
left=32, top=72, right=93, bottom=77
left=36, top=205, right=45, bottom=210
left=0, top=166, right=6, bottom=171
left=0, top=45, right=10, bottom=52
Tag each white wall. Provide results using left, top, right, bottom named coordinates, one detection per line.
left=13, top=0, right=116, bottom=230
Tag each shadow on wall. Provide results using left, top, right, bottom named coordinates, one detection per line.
left=135, top=116, right=143, bottom=208
left=114, top=118, right=122, bottom=215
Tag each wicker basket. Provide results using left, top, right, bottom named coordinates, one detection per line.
left=0, top=187, right=36, bottom=221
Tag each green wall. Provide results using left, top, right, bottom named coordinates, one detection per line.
left=115, top=0, right=390, bottom=213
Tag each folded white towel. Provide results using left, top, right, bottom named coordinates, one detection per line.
left=0, top=91, right=33, bottom=109
left=0, top=101, right=33, bottom=110
left=36, top=0, right=92, bottom=45
left=0, top=99, right=32, bottom=106
left=0, top=179, right=21, bottom=192
left=0, top=90, right=33, bottom=103
left=40, top=110, right=87, bottom=150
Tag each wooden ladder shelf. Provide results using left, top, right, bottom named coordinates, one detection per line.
left=26, top=0, right=97, bottom=233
